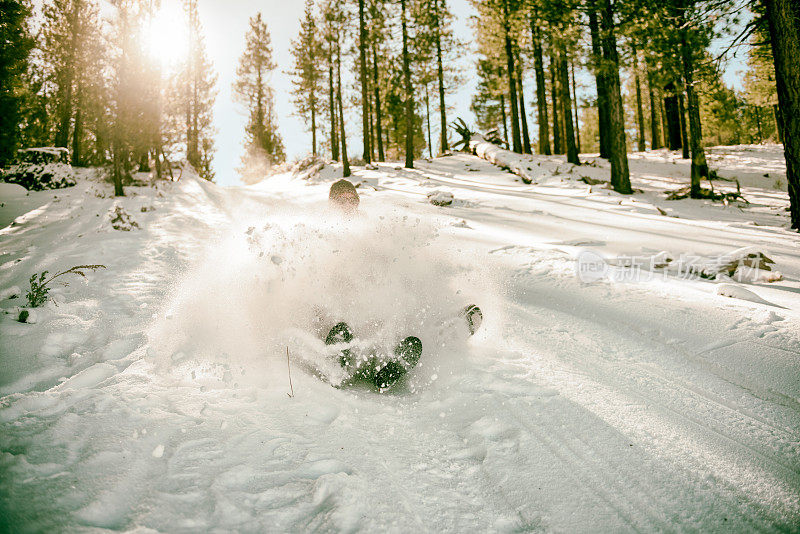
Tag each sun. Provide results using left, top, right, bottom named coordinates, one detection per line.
left=144, top=0, right=189, bottom=68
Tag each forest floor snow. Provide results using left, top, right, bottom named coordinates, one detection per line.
left=1, top=145, right=799, bottom=532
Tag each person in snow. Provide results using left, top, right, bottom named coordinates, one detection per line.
left=321, top=179, right=482, bottom=390
left=328, top=179, right=360, bottom=215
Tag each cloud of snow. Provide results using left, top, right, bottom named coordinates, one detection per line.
left=148, top=202, right=494, bottom=389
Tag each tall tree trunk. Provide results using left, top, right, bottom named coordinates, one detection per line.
left=112, top=137, right=124, bottom=196
left=336, top=34, right=350, bottom=177
left=433, top=0, right=448, bottom=153
left=425, top=83, right=433, bottom=158
left=392, top=114, right=398, bottom=154
left=773, top=103, right=784, bottom=143
left=72, top=88, right=82, bottom=166
left=588, top=7, right=609, bottom=158
left=55, top=80, right=74, bottom=149
left=632, top=43, right=646, bottom=152
left=401, top=0, right=414, bottom=168
left=56, top=2, right=80, bottom=149
left=368, top=89, right=375, bottom=160
left=516, top=61, right=532, bottom=154
left=311, top=100, right=317, bottom=156
left=646, top=62, right=662, bottom=149
left=550, top=52, right=563, bottom=154
left=678, top=91, right=690, bottom=159
left=679, top=18, right=708, bottom=197
left=358, top=0, right=371, bottom=163
left=558, top=47, right=580, bottom=164
left=531, top=21, right=551, bottom=155
left=764, top=0, right=800, bottom=229
left=660, top=94, right=671, bottom=151
left=502, top=0, right=522, bottom=153
left=571, top=58, right=581, bottom=153
left=755, top=106, right=763, bottom=141
left=328, top=56, right=339, bottom=161
left=663, top=83, right=683, bottom=150
left=372, top=43, right=385, bottom=161
left=153, top=148, right=162, bottom=179
left=500, top=92, right=509, bottom=144
left=598, top=0, right=631, bottom=193
left=190, top=64, right=200, bottom=169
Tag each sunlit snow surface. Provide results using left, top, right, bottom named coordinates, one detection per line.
left=1, top=146, right=799, bottom=532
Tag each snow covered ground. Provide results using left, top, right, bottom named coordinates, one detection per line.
left=1, top=145, right=799, bottom=532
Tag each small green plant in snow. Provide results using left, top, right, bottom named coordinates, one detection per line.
left=26, top=265, right=107, bottom=308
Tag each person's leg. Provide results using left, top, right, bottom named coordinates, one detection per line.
left=372, top=336, right=423, bottom=389
left=326, top=322, right=355, bottom=367
left=461, top=305, right=483, bottom=336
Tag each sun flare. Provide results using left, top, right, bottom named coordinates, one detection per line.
left=145, top=1, right=189, bottom=68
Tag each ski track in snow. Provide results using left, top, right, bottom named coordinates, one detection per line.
left=1, top=147, right=800, bottom=532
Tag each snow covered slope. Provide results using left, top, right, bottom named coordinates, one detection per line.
left=1, top=148, right=799, bottom=532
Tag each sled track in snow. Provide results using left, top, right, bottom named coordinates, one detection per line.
left=507, top=288, right=800, bottom=469
left=503, top=284, right=800, bottom=527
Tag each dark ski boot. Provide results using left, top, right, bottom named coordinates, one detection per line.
left=326, top=322, right=355, bottom=367
left=460, top=305, right=483, bottom=336
left=373, top=336, right=423, bottom=389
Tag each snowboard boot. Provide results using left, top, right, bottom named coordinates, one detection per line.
left=395, top=336, right=423, bottom=367
left=326, top=322, right=355, bottom=368
left=460, top=305, right=483, bottom=336
left=372, top=336, right=423, bottom=390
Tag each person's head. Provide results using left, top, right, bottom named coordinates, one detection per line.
left=329, top=179, right=360, bottom=215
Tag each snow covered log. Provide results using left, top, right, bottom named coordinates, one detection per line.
left=468, top=134, right=536, bottom=184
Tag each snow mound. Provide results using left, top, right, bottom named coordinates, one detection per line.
left=2, top=162, right=76, bottom=191
left=716, top=284, right=778, bottom=306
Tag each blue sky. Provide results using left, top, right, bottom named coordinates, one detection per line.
left=196, top=0, right=747, bottom=186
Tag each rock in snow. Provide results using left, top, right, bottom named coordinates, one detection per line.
left=427, top=190, right=454, bottom=206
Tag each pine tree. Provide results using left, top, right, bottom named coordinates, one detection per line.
left=321, top=0, right=339, bottom=161
left=432, top=0, right=452, bottom=153
left=40, top=0, right=109, bottom=164
left=401, top=0, right=415, bottom=168
left=592, top=0, right=631, bottom=193
left=177, top=0, right=217, bottom=180
left=358, top=0, right=371, bottom=163
left=109, top=0, right=145, bottom=196
left=411, top=0, right=457, bottom=155
left=500, top=0, right=522, bottom=153
left=289, top=0, right=323, bottom=156
left=586, top=0, right=610, bottom=159
left=471, top=57, right=506, bottom=135
left=369, top=0, right=388, bottom=161
left=645, top=55, right=663, bottom=149
left=672, top=0, right=709, bottom=197
left=234, top=13, right=284, bottom=183
left=515, top=45, right=532, bottom=154
left=529, top=15, right=551, bottom=155
left=631, top=43, right=646, bottom=151
left=320, top=0, right=349, bottom=174
left=742, top=19, right=779, bottom=142
left=0, top=0, right=34, bottom=166
left=763, top=0, right=800, bottom=229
